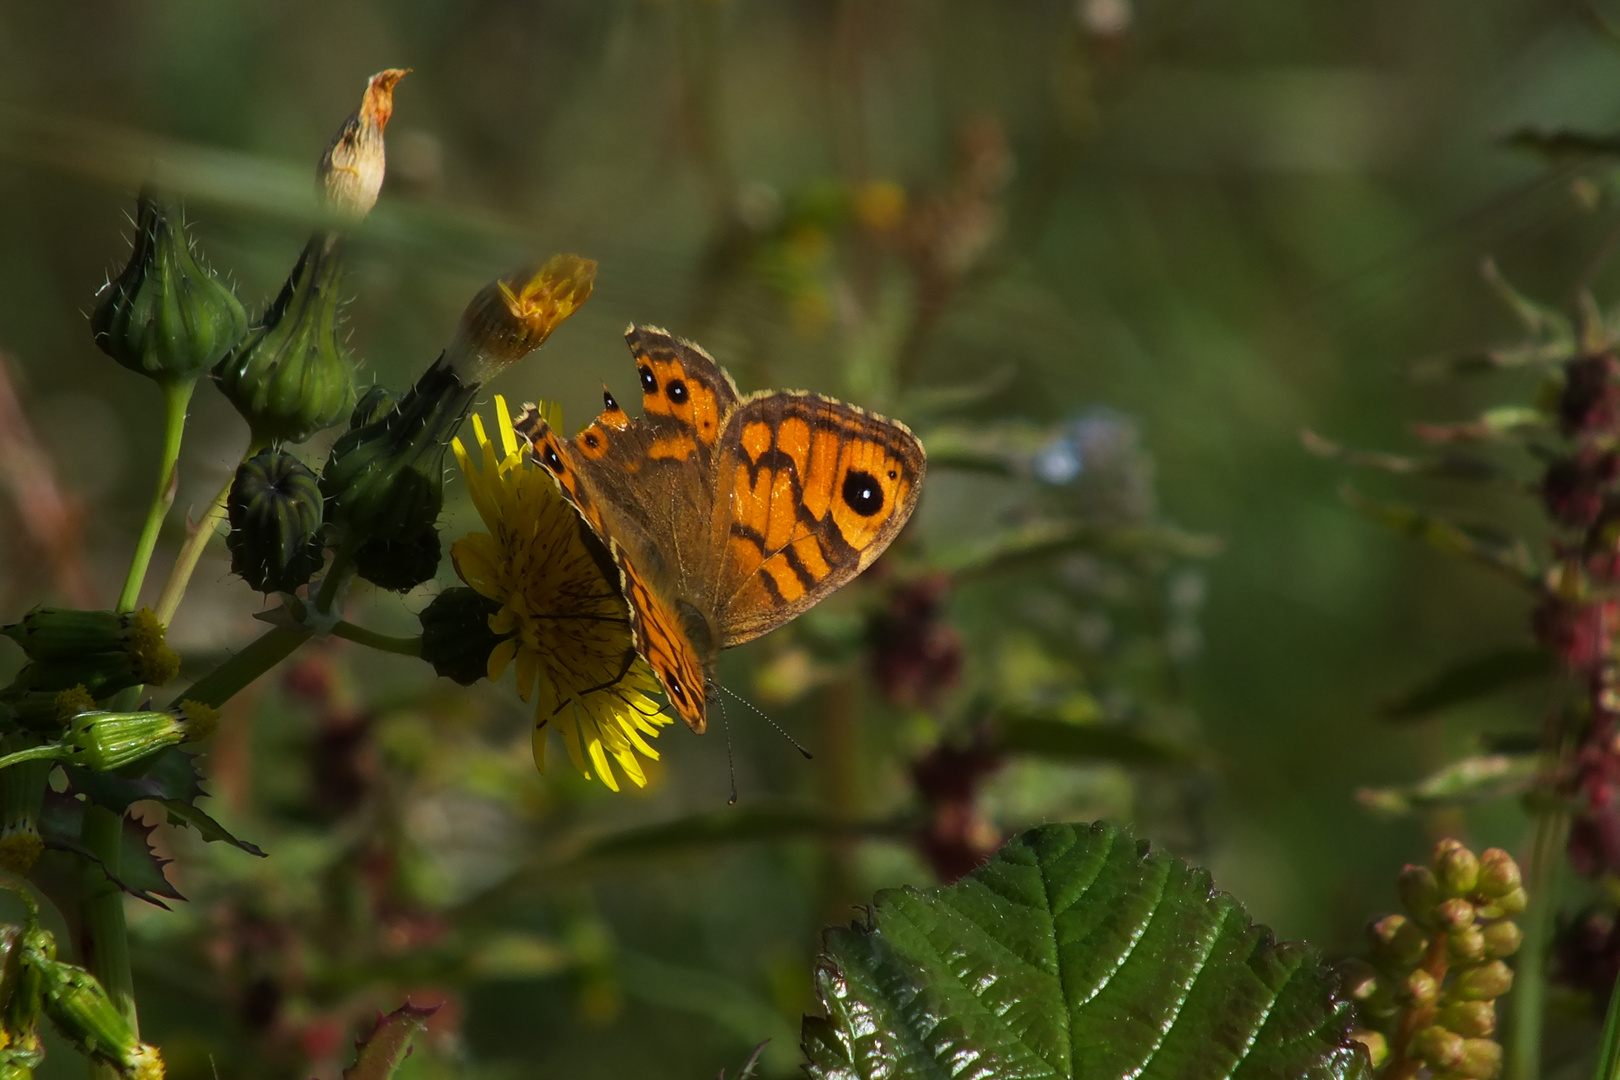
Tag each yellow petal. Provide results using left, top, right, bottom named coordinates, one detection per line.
left=487, top=637, right=518, bottom=682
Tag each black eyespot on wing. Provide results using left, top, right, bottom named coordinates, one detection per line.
left=842, top=470, right=885, bottom=516
left=583, top=432, right=600, bottom=450
left=666, top=674, right=688, bottom=704
left=667, top=379, right=688, bottom=404
left=639, top=366, right=657, bottom=393
left=544, top=445, right=562, bottom=469
left=604, top=389, right=619, bottom=410
left=887, top=469, right=897, bottom=479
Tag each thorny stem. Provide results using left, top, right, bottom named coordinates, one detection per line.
left=155, top=441, right=263, bottom=624
left=116, top=379, right=193, bottom=614
left=331, top=620, right=422, bottom=657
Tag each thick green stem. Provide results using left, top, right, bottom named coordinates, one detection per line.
left=154, top=441, right=262, bottom=624
left=331, top=620, right=421, bottom=657
left=172, top=625, right=311, bottom=710
left=1506, top=801, right=1567, bottom=1080
left=78, top=804, right=136, bottom=1032
left=0, top=744, right=67, bottom=772
left=117, top=380, right=194, bottom=614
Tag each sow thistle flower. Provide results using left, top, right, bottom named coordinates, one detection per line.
left=446, top=397, right=669, bottom=791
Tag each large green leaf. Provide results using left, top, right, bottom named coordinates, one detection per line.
left=803, top=822, right=1368, bottom=1080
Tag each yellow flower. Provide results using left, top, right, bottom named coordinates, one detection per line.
left=450, top=396, right=670, bottom=791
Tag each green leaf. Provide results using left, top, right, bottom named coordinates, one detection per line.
left=342, top=1000, right=439, bottom=1080
left=996, top=714, right=1199, bottom=768
left=63, top=746, right=203, bottom=812
left=156, top=799, right=266, bottom=857
left=39, top=793, right=183, bottom=908
left=1381, top=646, right=1552, bottom=721
left=802, top=822, right=1368, bottom=1080
left=1356, top=755, right=1537, bottom=816
left=1339, top=485, right=1536, bottom=581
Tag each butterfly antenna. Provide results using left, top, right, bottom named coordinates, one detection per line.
left=719, top=683, right=812, bottom=760
left=717, top=688, right=739, bottom=805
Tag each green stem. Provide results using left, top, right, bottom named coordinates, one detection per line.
left=116, top=380, right=194, bottom=614
left=78, top=804, right=135, bottom=1032
left=154, top=441, right=262, bottom=625
left=331, top=620, right=422, bottom=657
left=172, top=625, right=311, bottom=710
left=1507, top=801, right=1567, bottom=1080
left=314, top=539, right=359, bottom=615
left=1595, top=962, right=1620, bottom=1080
left=0, top=744, right=67, bottom=772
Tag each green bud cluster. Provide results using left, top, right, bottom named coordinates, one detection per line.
left=1344, top=839, right=1523, bottom=1078
left=1, top=608, right=179, bottom=707
left=90, top=193, right=247, bottom=388
left=0, top=920, right=162, bottom=1079
left=0, top=755, right=50, bottom=875
left=418, top=587, right=508, bottom=685
left=225, top=448, right=326, bottom=594
left=214, top=237, right=357, bottom=446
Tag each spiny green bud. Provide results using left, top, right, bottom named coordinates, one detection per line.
left=33, top=950, right=162, bottom=1080
left=1399, top=865, right=1441, bottom=921
left=64, top=701, right=219, bottom=772
left=419, top=587, right=507, bottom=686
left=2, top=608, right=177, bottom=685
left=214, top=237, right=356, bottom=445
left=355, top=532, right=441, bottom=593
left=1476, top=848, right=1522, bottom=898
left=1478, top=887, right=1528, bottom=920
left=1435, top=898, right=1475, bottom=932
left=1455, top=1038, right=1502, bottom=1079
left=1447, top=926, right=1487, bottom=965
left=0, top=755, right=50, bottom=875
left=226, top=448, right=325, bottom=593
left=1433, top=839, right=1480, bottom=896
left=1368, top=914, right=1427, bottom=968
left=1412, top=1024, right=1465, bottom=1069
left=1449, top=960, right=1513, bottom=1001
left=1436, top=1000, right=1496, bottom=1038
left=91, top=193, right=247, bottom=387
left=1482, top=920, right=1522, bottom=958
left=1404, top=968, right=1440, bottom=1008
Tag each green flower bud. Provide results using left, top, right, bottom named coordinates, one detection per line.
left=1476, top=848, right=1522, bottom=898
left=1449, top=960, right=1513, bottom=1001
left=0, top=755, right=50, bottom=875
left=1455, top=1038, right=1502, bottom=1079
left=91, top=193, right=247, bottom=387
left=1478, top=887, right=1527, bottom=920
left=1436, top=1000, right=1496, bottom=1038
left=64, top=701, right=219, bottom=772
left=1, top=608, right=177, bottom=685
left=355, top=532, right=442, bottom=593
left=1447, top=926, right=1486, bottom=965
left=1404, top=968, right=1440, bottom=1008
left=419, top=587, right=507, bottom=685
left=33, top=950, right=162, bottom=1080
left=0, top=925, right=43, bottom=1070
left=1482, top=920, right=1522, bottom=958
left=1399, top=865, right=1441, bottom=921
left=1412, top=1024, right=1465, bottom=1069
left=226, top=449, right=325, bottom=593
left=214, top=238, right=356, bottom=445
left=1368, top=914, right=1427, bottom=968
left=1338, top=958, right=1378, bottom=1002
left=1349, top=1030, right=1387, bottom=1069
left=1435, top=898, right=1475, bottom=932
left=1433, top=839, right=1480, bottom=896
left=8, top=647, right=173, bottom=700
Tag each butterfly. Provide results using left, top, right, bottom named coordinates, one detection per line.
left=514, top=326, right=927, bottom=733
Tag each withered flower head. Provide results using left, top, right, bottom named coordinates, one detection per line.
left=317, top=68, right=409, bottom=220
left=444, top=255, right=597, bottom=387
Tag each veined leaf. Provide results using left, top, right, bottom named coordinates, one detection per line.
left=803, top=822, right=1368, bottom=1080
left=1339, top=486, right=1536, bottom=581
left=39, top=793, right=183, bottom=908
left=157, top=799, right=266, bottom=857
left=1381, top=646, right=1552, bottom=721
left=1356, top=754, right=1538, bottom=816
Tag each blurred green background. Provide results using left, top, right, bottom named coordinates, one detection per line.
left=0, top=0, right=1614, bottom=1075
